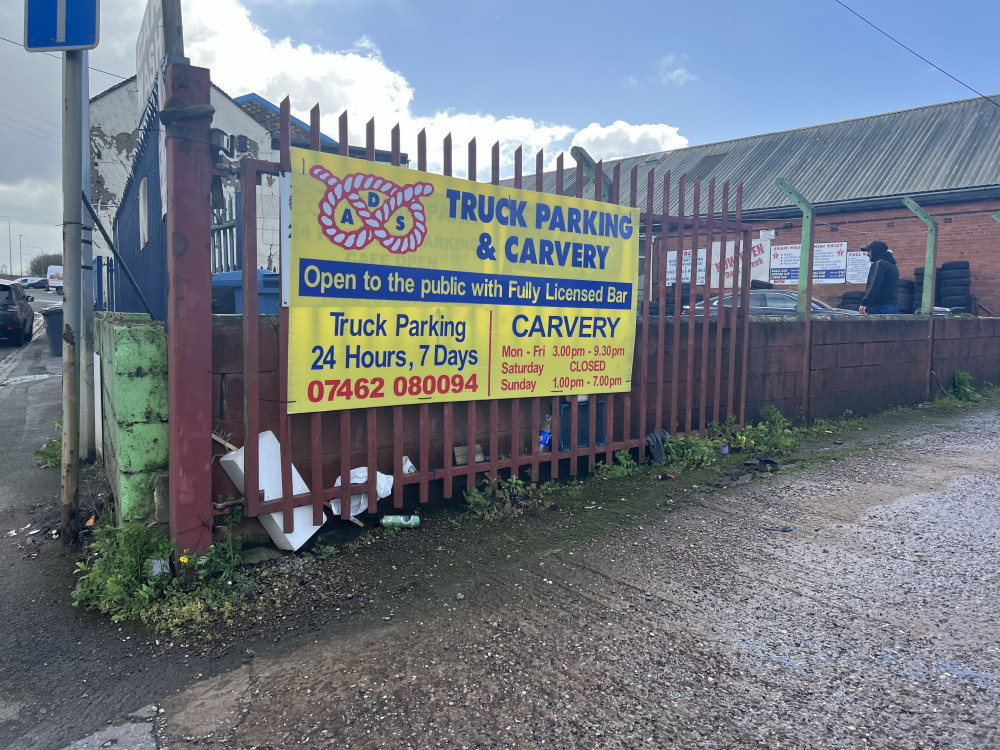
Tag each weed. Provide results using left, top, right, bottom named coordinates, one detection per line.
left=308, top=542, right=341, bottom=560
left=661, top=435, right=722, bottom=469
left=71, top=520, right=175, bottom=622
left=952, top=370, right=976, bottom=401
left=73, top=509, right=249, bottom=635
left=35, top=420, right=62, bottom=468
left=592, top=450, right=640, bottom=479
left=465, top=472, right=547, bottom=521
left=705, top=415, right=738, bottom=441
left=730, top=406, right=796, bottom=456
left=86, top=460, right=107, bottom=482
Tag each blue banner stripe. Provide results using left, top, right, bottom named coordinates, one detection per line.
left=297, top=258, right=633, bottom=310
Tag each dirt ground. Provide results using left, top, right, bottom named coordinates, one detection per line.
left=3, top=370, right=1000, bottom=748
left=158, top=398, right=1000, bottom=749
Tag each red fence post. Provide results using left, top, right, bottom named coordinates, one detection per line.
left=163, top=63, right=214, bottom=554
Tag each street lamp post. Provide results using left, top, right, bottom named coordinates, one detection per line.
left=0, top=217, right=11, bottom=276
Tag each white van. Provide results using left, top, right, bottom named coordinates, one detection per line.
left=46, top=265, right=64, bottom=294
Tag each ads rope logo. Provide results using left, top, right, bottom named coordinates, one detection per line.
left=310, top=166, right=434, bottom=254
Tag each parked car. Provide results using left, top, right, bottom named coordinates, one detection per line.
left=704, top=289, right=861, bottom=316
left=0, top=281, right=35, bottom=346
left=17, top=276, right=46, bottom=289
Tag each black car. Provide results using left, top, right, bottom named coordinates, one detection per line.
left=0, top=282, right=35, bottom=346
left=706, top=289, right=861, bottom=316
left=17, top=276, right=47, bottom=290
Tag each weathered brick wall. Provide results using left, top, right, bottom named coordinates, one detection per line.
left=931, top=317, right=1000, bottom=392
left=741, top=315, right=1000, bottom=422
left=753, top=198, right=1000, bottom=314
left=800, top=317, right=929, bottom=420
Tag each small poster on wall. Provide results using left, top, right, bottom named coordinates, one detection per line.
left=846, top=250, right=870, bottom=284
left=664, top=239, right=771, bottom=290
left=665, top=248, right=707, bottom=286
left=769, top=241, right=848, bottom=285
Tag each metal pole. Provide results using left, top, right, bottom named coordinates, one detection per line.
left=61, top=50, right=83, bottom=542
left=905, top=198, right=938, bottom=314
left=775, top=178, right=815, bottom=422
left=163, top=61, right=215, bottom=554
left=775, top=179, right=816, bottom=317
left=903, top=197, right=938, bottom=401
left=79, top=51, right=95, bottom=462
left=0, top=217, right=11, bottom=274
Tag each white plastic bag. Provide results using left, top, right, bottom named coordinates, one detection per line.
left=333, top=468, right=394, bottom=517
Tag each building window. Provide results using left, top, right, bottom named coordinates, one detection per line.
left=139, top=177, right=149, bottom=249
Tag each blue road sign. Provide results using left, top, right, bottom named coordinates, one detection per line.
left=24, top=0, right=100, bottom=52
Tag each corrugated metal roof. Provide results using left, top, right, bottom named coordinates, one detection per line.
left=506, top=95, right=1000, bottom=218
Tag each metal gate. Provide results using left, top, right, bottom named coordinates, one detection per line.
left=110, top=103, right=168, bottom=321
left=224, top=100, right=753, bottom=534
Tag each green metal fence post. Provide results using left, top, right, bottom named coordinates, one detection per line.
left=775, top=179, right=815, bottom=318
left=775, top=179, right=815, bottom=421
left=904, top=198, right=938, bottom=314
left=903, top=197, right=938, bottom=400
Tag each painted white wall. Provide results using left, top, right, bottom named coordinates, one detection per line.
left=89, top=79, right=280, bottom=269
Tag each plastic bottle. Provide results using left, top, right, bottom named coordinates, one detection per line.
left=380, top=514, right=420, bottom=529
left=539, top=413, right=552, bottom=451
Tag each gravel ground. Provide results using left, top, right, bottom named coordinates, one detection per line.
left=151, top=404, right=1000, bottom=749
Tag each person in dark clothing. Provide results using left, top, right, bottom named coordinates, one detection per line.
left=859, top=240, right=899, bottom=314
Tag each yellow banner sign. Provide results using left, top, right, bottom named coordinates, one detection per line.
left=286, top=148, right=638, bottom=413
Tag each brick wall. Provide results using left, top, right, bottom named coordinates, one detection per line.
left=741, top=315, right=1000, bottom=422
left=754, top=198, right=1000, bottom=314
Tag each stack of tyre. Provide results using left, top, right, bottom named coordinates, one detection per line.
left=838, top=290, right=864, bottom=311
left=896, top=279, right=916, bottom=313
left=839, top=278, right=915, bottom=312
left=934, top=261, right=972, bottom=310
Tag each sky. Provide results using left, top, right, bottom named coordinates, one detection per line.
left=1, top=0, right=998, bottom=275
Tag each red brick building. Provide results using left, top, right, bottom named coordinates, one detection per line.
left=526, top=95, right=1000, bottom=314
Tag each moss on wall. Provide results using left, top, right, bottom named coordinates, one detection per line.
left=96, top=313, right=167, bottom=523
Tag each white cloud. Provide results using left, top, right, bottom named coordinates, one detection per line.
left=179, top=1, right=579, bottom=178
left=177, top=0, right=685, bottom=179
left=0, top=0, right=691, bottom=258
left=654, top=54, right=697, bottom=86
left=572, top=121, right=688, bottom=161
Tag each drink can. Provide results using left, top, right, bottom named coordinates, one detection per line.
left=380, top=514, right=420, bottom=529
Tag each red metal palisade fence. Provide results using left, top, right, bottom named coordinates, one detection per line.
left=227, top=99, right=753, bottom=535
